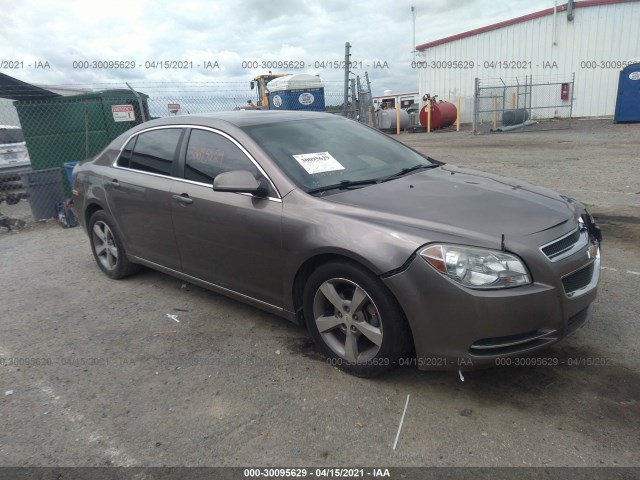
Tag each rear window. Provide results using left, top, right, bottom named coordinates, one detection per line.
left=0, top=128, right=25, bottom=144
left=128, top=129, right=182, bottom=175
left=116, top=137, right=137, bottom=168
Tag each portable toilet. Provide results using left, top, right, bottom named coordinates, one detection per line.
left=614, top=63, right=640, bottom=123
left=266, top=74, right=325, bottom=112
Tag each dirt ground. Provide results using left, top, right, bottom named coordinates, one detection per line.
left=0, top=119, right=639, bottom=468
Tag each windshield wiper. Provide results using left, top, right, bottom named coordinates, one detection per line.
left=306, top=178, right=381, bottom=195
left=306, top=160, right=442, bottom=195
left=379, top=162, right=440, bottom=182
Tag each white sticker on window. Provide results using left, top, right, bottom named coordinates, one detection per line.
left=292, top=151, right=345, bottom=174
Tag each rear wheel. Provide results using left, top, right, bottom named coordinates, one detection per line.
left=303, top=261, right=411, bottom=377
left=89, top=210, right=139, bottom=279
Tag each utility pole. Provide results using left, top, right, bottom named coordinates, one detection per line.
left=411, top=6, right=416, bottom=62
left=343, top=42, right=351, bottom=116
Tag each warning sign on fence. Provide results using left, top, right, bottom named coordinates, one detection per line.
left=111, top=105, right=135, bottom=122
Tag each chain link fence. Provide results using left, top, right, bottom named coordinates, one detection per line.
left=473, top=74, right=575, bottom=134
left=0, top=81, right=351, bottom=232
left=356, top=75, right=376, bottom=128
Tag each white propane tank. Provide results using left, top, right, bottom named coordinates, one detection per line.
left=375, top=108, right=409, bottom=130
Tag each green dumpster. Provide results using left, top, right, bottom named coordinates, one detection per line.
left=14, top=89, right=150, bottom=194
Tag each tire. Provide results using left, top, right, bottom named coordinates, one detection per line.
left=88, top=210, right=139, bottom=279
left=303, top=261, right=411, bottom=377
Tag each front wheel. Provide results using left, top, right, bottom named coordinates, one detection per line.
left=303, top=261, right=411, bottom=377
left=88, top=210, right=139, bottom=279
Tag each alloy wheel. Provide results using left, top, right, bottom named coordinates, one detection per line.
left=312, top=278, right=383, bottom=363
left=92, top=221, right=119, bottom=271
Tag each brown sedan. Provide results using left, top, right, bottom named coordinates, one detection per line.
left=72, top=111, right=601, bottom=376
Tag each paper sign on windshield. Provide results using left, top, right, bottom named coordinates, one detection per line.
left=292, top=152, right=345, bottom=174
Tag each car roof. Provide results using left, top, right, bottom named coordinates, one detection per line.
left=141, top=110, right=339, bottom=129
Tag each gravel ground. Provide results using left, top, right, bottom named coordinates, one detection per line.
left=0, top=119, right=638, bottom=468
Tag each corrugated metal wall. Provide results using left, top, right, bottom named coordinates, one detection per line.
left=417, top=1, right=640, bottom=123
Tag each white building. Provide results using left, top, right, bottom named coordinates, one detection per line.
left=416, top=0, right=640, bottom=123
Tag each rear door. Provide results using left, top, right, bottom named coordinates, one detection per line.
left=170, top=127, right=284, bottom=307
left=106, top=127, right=184, bottom=270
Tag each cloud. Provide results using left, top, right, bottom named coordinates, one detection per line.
left=0, top=0, right=546, bottom=95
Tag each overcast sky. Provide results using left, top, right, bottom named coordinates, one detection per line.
left=1, top=0, right=551, bottom=96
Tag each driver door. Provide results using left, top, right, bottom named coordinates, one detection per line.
left=170, top=128, right=284, bottom=307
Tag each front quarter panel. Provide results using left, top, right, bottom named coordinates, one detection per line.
left=281, top=190, right=423, bottom=278
left=279, top=189, right=501, bottom=313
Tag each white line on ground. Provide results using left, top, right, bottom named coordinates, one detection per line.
left=393, top=394, right=410, bottom=451
left=34, top=381, right=138, bottom=466
left=601, top=266, right=640, bottom=277
left=0, top=342, right=138, bottom=466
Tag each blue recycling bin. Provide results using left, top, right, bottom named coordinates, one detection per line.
left=64, top=161, right=78, bottom=185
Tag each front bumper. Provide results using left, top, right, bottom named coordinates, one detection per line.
left=383, top=242, right=599, bottom=371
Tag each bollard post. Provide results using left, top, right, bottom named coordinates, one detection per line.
left=492, top=94, right=497, bottom=130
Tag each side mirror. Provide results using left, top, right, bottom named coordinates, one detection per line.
left=213, top=170, right=269, bottom=197
left=250, top=81, right=255, bottom=90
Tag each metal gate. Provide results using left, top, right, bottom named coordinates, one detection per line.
left=473, top=74, right=575, bottom=134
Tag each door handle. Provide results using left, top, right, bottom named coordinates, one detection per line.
left=172, top=193, right=193, bottom=205
left=110, top=179, right=121, bottom=189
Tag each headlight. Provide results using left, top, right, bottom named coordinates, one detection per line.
left=420, top=244, right=531, bottom=289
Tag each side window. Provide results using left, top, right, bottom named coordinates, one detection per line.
left=129, top=129, right=182, bottom=175
left=116, top=136, right=136, bottom=168
left=185, top=129, right=259, bottom=184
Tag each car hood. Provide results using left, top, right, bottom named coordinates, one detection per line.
left=323, top=165, right=577, bottom=238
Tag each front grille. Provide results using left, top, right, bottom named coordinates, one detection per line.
left=470, top=329, right=557, bottom=356
left=562, top=262, right=595, bottom=295
left=542, top=229, right=580, bottom=259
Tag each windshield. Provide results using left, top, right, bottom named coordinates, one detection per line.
left=0, top=128, right=25, bottom=145
left=242, top=116, right=437, bottom=193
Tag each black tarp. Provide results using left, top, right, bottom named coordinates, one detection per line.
left=0, top=73, right=60, bottom=102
